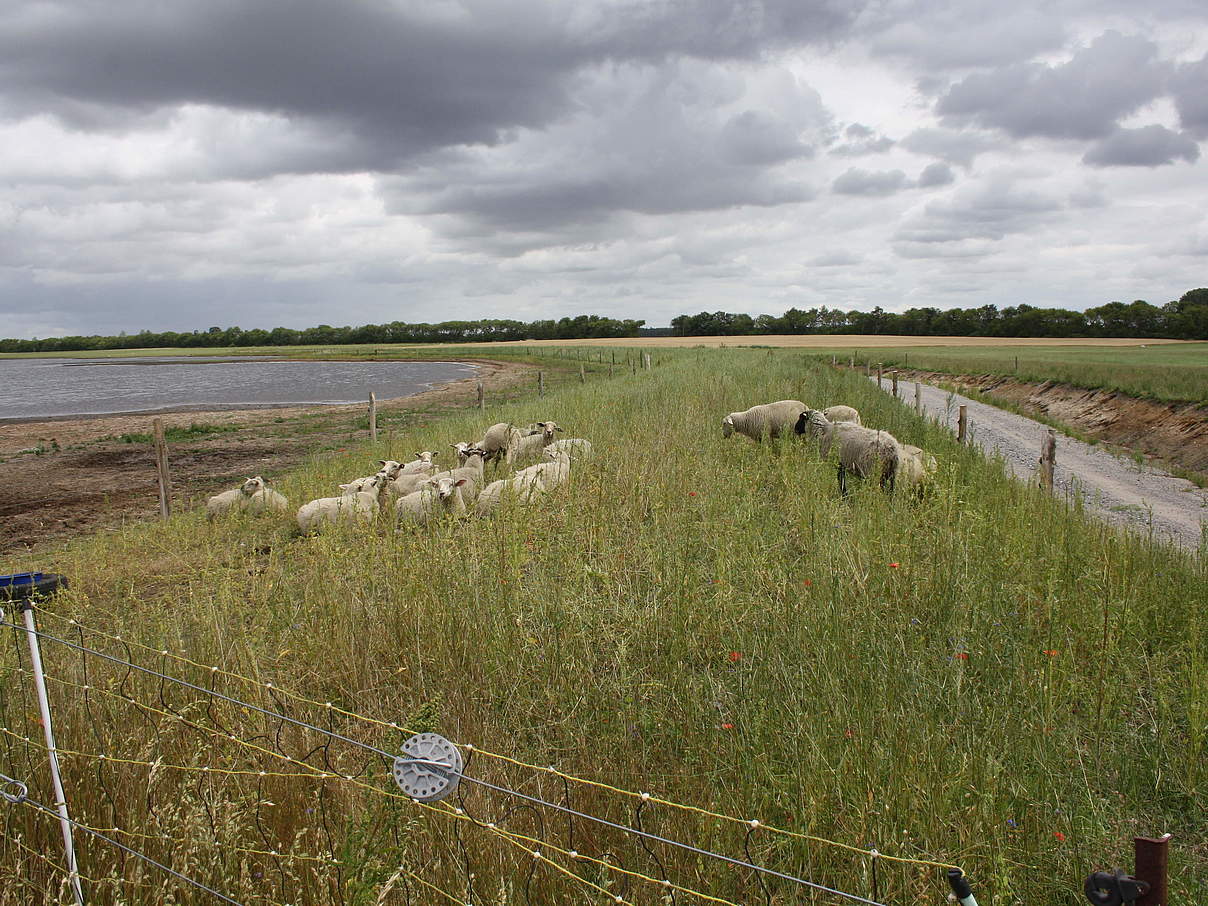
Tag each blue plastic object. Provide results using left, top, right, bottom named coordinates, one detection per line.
left=0, top=573, right=67, bottom=601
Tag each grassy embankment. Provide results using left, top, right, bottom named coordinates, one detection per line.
left=857, top=343, right=1208, bottom=405
left=1, top=348, right=1204, bottom=905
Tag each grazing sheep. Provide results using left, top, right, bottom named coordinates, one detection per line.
left=341, top=460, right=405, bottom=493
left=546, top=438, right=593, bottom=460
left=474, top=472, right=545, bottom=517
left=896, top=444, right=938, bottom=498
left=477, top=423, right=522, bottom=464
left=821, top=405, right=861, bottom=425
left=387, top=471, right=433, bottom=499
left=206, top=477, right=288, bottom=519
left=507, top=420, right=563, bottom=464
left=296, top=475, right=385, bottom=533
left=721, top=400, right=807, bottom=441
left=395, top=476, right=469, bottom=526
left=399, top=452, right=438, bottom=474
left=794, top=409, right=901, bottom=496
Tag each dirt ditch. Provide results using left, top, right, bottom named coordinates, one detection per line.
left=0, top=359, right=531, bottom=557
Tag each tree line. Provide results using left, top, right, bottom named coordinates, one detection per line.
left=0, top=314, right=646, bottom=354
left=3, top=290, right=1205, bottom=353
left=669, top=289, right=1208, bottom=340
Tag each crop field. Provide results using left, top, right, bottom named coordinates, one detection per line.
left=1, top=349, right=1203, bottom=905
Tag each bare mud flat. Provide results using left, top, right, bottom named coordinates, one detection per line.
left=879, top=377, right=1207, bottom=551
left=0, top=359, right=530, bottom=557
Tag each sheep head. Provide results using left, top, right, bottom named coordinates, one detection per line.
left=721, top=414, right=735, bottom=438
left=241, top=477, right=266, bottom=495
left=795, top=409, right=830, bottom=437
left=377, top=460, right=404, bottom=480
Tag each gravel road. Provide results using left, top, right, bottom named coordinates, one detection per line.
left=877, top=378, right=1207, bottom=553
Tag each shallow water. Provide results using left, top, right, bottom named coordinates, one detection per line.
left=0, top=356, right=478, bottom=420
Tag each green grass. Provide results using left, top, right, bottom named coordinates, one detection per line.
left=863, top=343, right=1208, bottom=404
left=0, top=349, right=1203, bottom=905
left=103, top=421, right=242, bottom=445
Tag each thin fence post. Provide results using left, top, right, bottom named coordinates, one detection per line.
left=891, top=371, right=898, bottom=397
left=865, top=361, right=871, bottom=377
left=643, top=352, right=651, bottom=370
left=849, top=354, right=854, bottom=368
left=152, top=418, right=171, bottom=520
left=957, top=405, right=968, bottom=444
left=1014, top=356, right=1019, bottom=372
left=914, top=382, right=922, bottom=415
left=17, top=597, right=85, bottom=906
left=1040, top=428, right=1056, bottom=491
left=579, top=363, right=585, bottom=383
left=477, top=380, right=485, bottom=411
left=1134, top=834, right=1171, bottom=906
left=537, top=371, right=545, bottom=397
left=832, top=354, right=837, bottom=366
left=876, top=364, right=883, bottom=388
left=368, top=392, right=377, bottom=443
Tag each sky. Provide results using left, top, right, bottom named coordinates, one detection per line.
left=1, top=1, right=1206, bottom=339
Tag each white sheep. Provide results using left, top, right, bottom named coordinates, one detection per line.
left=399, top=451, right=438, bottom=474
left=477, top=423, right=522, bottom=464
left=546, top=438, right=593, bottom=460
left=721, top=400, right=807, bottom=441
left=821, top=405, right=861, bottom=425
left=296, top=475, right=385, bottom=534
left=896, top=444, right=938, bottom=498
left=427, top=449, right=487, bottom=502
left=395, top=476, right=470, bottom=526
left=341, top=460, right=405, bottom=493
left=506, top=420, right=563, bottom=464
left=474, top=472, right=545, bottom=517
left=206, top=477, right=289, bottom=519
left=795, top=409, right=901, bottom=495
left=512, top=449, right=572, bottom=492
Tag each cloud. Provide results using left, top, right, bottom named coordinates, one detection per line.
left=937, top=31, right=1169, bottom=140
left=1082, top=125, right=1200, bottom=167
left=896, top=174, right=1065, bottom=244
left=830, top=123, right=894, bottom=156
left=917, top=162, right=955, bottom=188
left=1170, top=54, right=1208, bottom=138
left=833, top=168, right=909, bottom=196
left=900, top=128, right=998, bottom=168
left=809, top=250, right=862, bottom=267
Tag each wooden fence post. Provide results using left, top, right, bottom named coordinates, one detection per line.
left=849, top=354, right=854, bottom=368
left=877, top=364, right=883, bottom=388
left=1039, top=428, right=1056, bottom=491
left=538, top=371, right=545, bottom=397
left=1134, top=834, right=1171, bottom=906
left=914, top=382, right=922, bottom=415
left=865, top=361, right=871, bottom=377
left=477, top=380, right=485, bottom=411
left=957, top=405, right=968, bottom=444
left=368, top=392, right=377, bottom=442
left=152, top=418, right=171, bottom=520
left=832, top=354, right=837, bottom=366
left=891, top=371, right=899, bottom=397
left=579, top=363, right=585, bottom=383
left=643, top=352, right=651, bottom=370
left=1014, top=356, right=1019, bottom=372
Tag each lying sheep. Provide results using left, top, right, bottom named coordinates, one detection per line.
left=896, top=444, right=938, bottom=498
left=513, top=449, right=572, bottom=492
left=395, top=476, right=469, bottom=526
left=795, top=409, right=900, bottom=495
left=296, top=475, right=384, bottom=533
left=342, top=460, right=405, bottom=493
left=822, top=405, right=861, bottom=425
left=722, top=400, right=807, bottom=441
left=206, top=477, right=289, bottom=519
left=507, top=420, right=563, bottom=464
left=474, top=472, right=545, bottom=517
left=427, top=448, right=487, bottom=502
left=546, top=437, right=593, bottom=460
left=477, top=423, right=521, bottom=464
left=399, top=451, right=438, bottom=474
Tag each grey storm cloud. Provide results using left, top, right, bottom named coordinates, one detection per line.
left=937, top=31, right=1169, bottom=140
left=830, top=123, right=894, bottom=156
left=1170, top=54, right=1208, bottom=138
left=1083, top=126, right=1200, bottom=168
left=0, top=0, right=855, bottom=176
left=896, top=176, right=1065, bottom=244
left=917, top=162, right=955, bottom=188
left=832, top=168, right=909, bottom=196
left=900, top=128, right=998, bottom=168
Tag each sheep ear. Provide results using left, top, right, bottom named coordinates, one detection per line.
left=378, top=460, right=387, bottom=466
left=338, top=483, right=350, bottom=491
left=554, top=425, right=564, bottom=432
left=454, top=478, right=467, bottom=487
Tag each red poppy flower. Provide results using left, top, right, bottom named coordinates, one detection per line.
left=1053, top=831, right=1066, bottom=842
left=720, top=723, right=734, bottom=730
left=728, top=651, right=742, bottom=663
left=689, top=491, right=697, bottom=497
left=954, top=652, right=969, bottom=660
left=803, top=580, right=812, bottom=587
left=889, top=562, right=900, bottom=569
left=1044, top=649, right=1059, bottom=657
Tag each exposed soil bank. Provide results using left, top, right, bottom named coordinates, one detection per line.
left=0, top=359, right=530, bottom=557
left=889, top=369, right=1208, bottom=477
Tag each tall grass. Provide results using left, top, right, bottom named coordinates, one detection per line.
left=1, top=349, right=1203, bottom=905
left=865, top=343, right=1208, bottom=404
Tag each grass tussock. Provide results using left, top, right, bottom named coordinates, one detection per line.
left=1, top=349, right=1204, bottom=905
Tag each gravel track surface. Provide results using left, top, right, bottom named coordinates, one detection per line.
left=877, top=378, right=1207, bottom=553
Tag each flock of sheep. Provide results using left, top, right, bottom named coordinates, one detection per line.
left=204, top=394, right=932, bottom=531
left=722, top=399, right=937, bottom=496
left=205, top=420, right=593, bottom=532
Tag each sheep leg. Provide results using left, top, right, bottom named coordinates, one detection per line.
left=881, top=465, right=895, bottom=493
left=837, top=464, right=848, bottom=497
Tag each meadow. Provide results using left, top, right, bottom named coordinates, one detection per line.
left=0, top=348, right=1203, bottom=905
